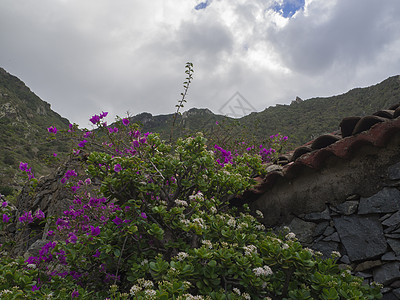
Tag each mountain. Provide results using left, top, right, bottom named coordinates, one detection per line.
left=1, top=66, right=399, bottom=195
left=0, top=67, right=70, bottom=195
left=240, top=76, right=400, bottom=146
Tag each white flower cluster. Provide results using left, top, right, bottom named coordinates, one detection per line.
left=202, top=239, right=213, bottom=249
left=233, top=287, right=241, bottom=295
left=227, top=217, right=236, bottom=227
left=189, top=192, right=204, bottom=202
left=255, top=224, right=265, bottom=231
left=243, top=244, right=258, bottom=256
left=253, top=265, right=273, bottom=277
left=175, top=199, right=188, bottom=207
left=237, top=222, right=248, bottom=230
left=176, top=252, right=189, bottom=261
left=285, top=232, right=296, bottom=240
left=193, top=218, right=206, bottom=229
left=304, top=248, right=314, bottom=255
left=210, top=206, right=217, bottom=214
left=144, top=289, right=157, bottom=297
left=255, top=210, right=264, bottom=218
left=130, top=278, right=155, bottom=296
left=242, top=292, right=251, bottom=300
left=282, top=243, right=289, bottom=249
left=0, top=289, right=12, bottom=296
left=331, top=250, right=341, bottom=258
left=178, top=294, right=206, bottom=300
left=27, top=263, right=36, bottom=269
left=180, top=219, right=190, bottom=226
left=129, top=285, right=141, bottom=296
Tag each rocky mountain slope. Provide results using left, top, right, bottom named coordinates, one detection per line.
left=1, top=66, right=399, bottom=195
left=0, top=68, right=70, bottom=195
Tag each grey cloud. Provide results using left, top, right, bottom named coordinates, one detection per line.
left=268, top=0, right=400, bottom=75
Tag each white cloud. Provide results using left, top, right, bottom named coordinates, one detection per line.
left=0, top=0, right=399, bottom=127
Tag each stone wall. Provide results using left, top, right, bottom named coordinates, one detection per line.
left=283, top=161, right=400, bottom=299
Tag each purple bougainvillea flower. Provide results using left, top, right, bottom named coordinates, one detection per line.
left=90, top=114, right=100, bottom=124
left=47, top=126, right=58, bottom=134
left=78, top=140, right=88, bottom=147
left=32, top=285, right=40, bottom=291
left=114, top=164, right=122, bottom=172
left=112, top=217, right=123, bottom=226
left=19, top=162, right=28, bottom=171
left=1, top=201, right=7, bottom=208
left=141, top=212, right=147, bottom=219
left=67, top=232, right=78, bottom=244
left=90, top=225, right=101, bottom=236
left=35, top=209, right=45, bottom=220
left=2, top=214, right=10, bottom=223
left=71, top=290, right=79, bottom=298
left=122, top=118, right=130, bottom=126
left=93, top=249, right=101, bottom=258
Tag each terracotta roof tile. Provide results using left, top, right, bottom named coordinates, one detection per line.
left=245, top=103, right=400, bottom=197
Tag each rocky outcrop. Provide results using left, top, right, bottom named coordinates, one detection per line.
left=283, top=160, right=400, bottom=298
left=11, top=156, right=97, bottom=256
left=246, top=103, right=400, bottom=298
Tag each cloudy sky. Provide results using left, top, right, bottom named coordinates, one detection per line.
left=1, top=0, right=400, bottom=128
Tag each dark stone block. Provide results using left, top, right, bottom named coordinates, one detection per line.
left=332, top=200, right=359, bottom=215
left=382, top=291, right=398, bottom=300
left=358, top=188, right=400, bottom=214
left=323, top=232, right=340, bottom=242
left=303, top=207, right=331, bottom=221
left=312, top=241, right=338, bottom=259
left=313, top=221, right=329, bottom=237
left=388, top=162, right=400, bottom=180
left=334, top=215, right=387, bottom=262
left=374, top=262, right=400, bottom=285
left=382, top=252, right=400, bottom=261
left=323, top=226, right=335, bottom=237
left=383, top=211, right=400, bottom=227
left=388, top=239, right=400, bottom=256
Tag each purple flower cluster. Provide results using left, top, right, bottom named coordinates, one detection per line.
left=2, top=214, right=10, bottom=223
left=90, top=111, right=108, bottom=124
left=19, top=162, right=35, bottom=180
left=259, top=146, right=276, bottom=163
left=47, top=126, right=58, bottom=134
left=61, top=169, right=77, bottom=184
left=122, top=118, right=130, bottom=126
left=78, top=140, right=88, bottom=148
left=114, top=164, right=122, bottom=172
left=108, top=127, right=118, bottom=133
left=19, top=209, right=45, bottom=224
left=19, top=211, right=34, bottom=224
left=214, top=145, right=233, bottom=167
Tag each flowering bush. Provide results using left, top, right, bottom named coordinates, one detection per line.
left=0, top=110, right=382, bottom=298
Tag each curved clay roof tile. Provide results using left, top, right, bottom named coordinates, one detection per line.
left=311, top=134, right=341, bottom=150
left=394, top=107, right=400, bottom=119
left=340, top=116, right=361, bottom=138
left=291, top=146, right=313, bottom=161
left=389, top=103, right=400, bottom=110
left=373, top=110, right=394, bottom=119
left=352, top=115, right=387, bottom=135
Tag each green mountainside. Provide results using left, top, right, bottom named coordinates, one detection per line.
left=1, top=66, right=399, bottom=195
left=133, top=75, right=400, bottom=147
left=241, top=76, right=400, bottom=145
left=0, top=67, right=70, bottom=194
